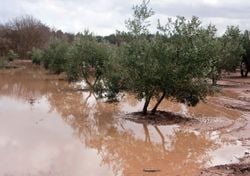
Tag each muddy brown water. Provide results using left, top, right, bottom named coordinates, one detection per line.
left=0, top=66, right=250, bottom=176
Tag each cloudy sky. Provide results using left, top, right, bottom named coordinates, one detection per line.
left=0, top=0, right=250, bottom=35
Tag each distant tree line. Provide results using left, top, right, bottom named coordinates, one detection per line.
left=1, top=0, right=250, bottom=115
left=0, top=15, right=74, bottom=58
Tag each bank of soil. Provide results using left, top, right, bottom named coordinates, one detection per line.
left=125, top=111, right=197, bottom=126
left=1, top=59, right=32, bottom=69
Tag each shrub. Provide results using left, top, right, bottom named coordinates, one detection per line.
left=43, top=39, right=69, bottom=74
left=30, top=48, right=44, bottom=65
left=66, top=33, right=109, bottom=89
left=7, top=50, right=18, bottom=61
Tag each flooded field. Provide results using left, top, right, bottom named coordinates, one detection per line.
left=0, top=64, right=250, bottom=176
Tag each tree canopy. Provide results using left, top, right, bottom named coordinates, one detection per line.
left=99, top=1, right=216, bottom=115
left=1, top=0, right=248, bottom=117
left=66, top=32, right=110, bottom=90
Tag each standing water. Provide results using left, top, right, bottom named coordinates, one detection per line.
left=0, top=65, right=249, bottom=176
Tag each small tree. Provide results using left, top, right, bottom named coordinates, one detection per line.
left=66, top=32, right=110, bottom=89
left=242, top=30, right=250, bottom=57
left=220, top=26, right=244, bottom=72
left=100, top=1, right=213, bottom=115
left=207, top=26, right=245, bottom=85
left=7, top=49, right=19, bottom=61
left=30, top=47, right=44, bottom=65
left=208, top=38, right=223, bottom=85
left=43, top=39, right=69, bottom=74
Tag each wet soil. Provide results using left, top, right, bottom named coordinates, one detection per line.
left=195, top=73, right=250, bottom=176
left=125, top=111, right=196, bottom=126
left=200, top=155, right=250, bottom=176
left=118, top=72, right=250, bottom=176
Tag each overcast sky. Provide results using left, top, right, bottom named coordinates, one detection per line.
left=1, top=0, right=250, bottom=35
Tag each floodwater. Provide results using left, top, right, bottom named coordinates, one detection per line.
left=0, top=65, right=250, bottom=176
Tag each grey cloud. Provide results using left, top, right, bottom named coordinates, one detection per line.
left=0, top=0, right=250, bottom=35
left=153, top=1, right=250, bottom=19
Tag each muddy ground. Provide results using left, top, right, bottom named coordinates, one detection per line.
left=199, top=156, right=250, bottom=176
left=123, top=71, right=250, bottom=176
left=195, top=73, right=250, bottom=176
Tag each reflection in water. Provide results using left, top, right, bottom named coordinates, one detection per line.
left=189, top=100, right=241, bottom=120
left=0, top=97, right=113, bottom=176
left=88, top=123, right=214, bottom=176
left=0, top=67, right=248, bottom=176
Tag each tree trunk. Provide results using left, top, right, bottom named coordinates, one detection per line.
left=151, top=91, right=166, bottom=115
left=143, top=94, right=152, bottom=115
left=143, top=123, right=151, bottom=143
left=212, top=76, right=217, bottom=86
left=154, top=126, right=166, bottom=152
left=92, top=75, right=100, bottom=88
left=84, top=76, right=92, bottom=88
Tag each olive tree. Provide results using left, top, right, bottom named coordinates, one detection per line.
left=220, top=26, right=244, bottom=72
left=208, top=26, right=244, bottom=84
left=242, top=30, right=250, bottom=57
left=151, top=17, right=213, bottom=114
left=43, top=39, right=69, bottom=74
left=66, top=32, right=110, bottom=89
left=100, top=1, right=213, bottom=115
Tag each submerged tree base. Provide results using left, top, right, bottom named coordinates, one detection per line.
left=125, top=111, right=196, bottom=125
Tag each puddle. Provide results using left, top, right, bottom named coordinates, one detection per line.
left=0, top=67, right=249, bottom=176
left=0, top=96, right=113, bottom=176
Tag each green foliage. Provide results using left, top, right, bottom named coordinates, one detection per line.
left=100, top=1, right=213, bottom=114
left=98, top=46, right=125, bottom=100
left=206, top=26, right=244, bottom=85
left=30, top=47, right=44, bottom=65
left=7, top=49, right=18, bottom=61
left=125, top=0, right=154, bottom=35
left=220, top=26, right=244, bottom=72
left=43, top=39, right=69, bottom=74
left=242, top=30, right=250, bottom=58
left=66, top=32, right=110, bottom=89
left=156, top=16, right=214, bottom=105
left=207, top=38, right=223, bottom=85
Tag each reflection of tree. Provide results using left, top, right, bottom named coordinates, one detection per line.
left=154, top=125, right=166, bottom=152
left=1, top=67, right=218, bottom=176
left=143, top=123, right=151, bottom=144
left=48, top=88, right=217, bottom=176
left=47, top=87, right=120, bottom=143
left=87, top=127, right=215, bottom=176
